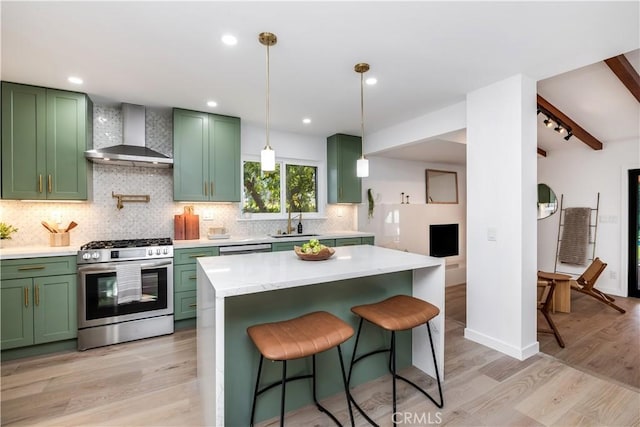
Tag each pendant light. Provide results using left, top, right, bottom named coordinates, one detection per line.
left=259, top=32, right=277, bottom=171
left=355, top=63, right=370, bottom=177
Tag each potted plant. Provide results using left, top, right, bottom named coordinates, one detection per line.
left=0, top=222, right=18, bottom=247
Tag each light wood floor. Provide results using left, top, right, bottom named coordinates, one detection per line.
left=2, top=286, right=638, bottom=426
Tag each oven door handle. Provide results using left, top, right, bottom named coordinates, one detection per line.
left=77, top=259, right=173, bottom=273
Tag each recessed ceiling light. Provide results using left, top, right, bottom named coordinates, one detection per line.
left=365, top=77, right=377, bottom=85
left=207, top=100, right=218, bottom=108
left=221, top=34, right=238, bottom=46
left=302, top=118, right=311, bottom=124
left=68, top=76, right=83, bottom=85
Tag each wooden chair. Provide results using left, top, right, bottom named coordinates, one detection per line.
left=537, top=277, right=565, bottom=347
left=570, top=258, right=626, bottom=314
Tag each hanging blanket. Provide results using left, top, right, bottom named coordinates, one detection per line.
left=558, top=207, right=591, bottom=265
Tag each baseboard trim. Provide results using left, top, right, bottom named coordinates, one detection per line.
left=464, top=327, right=539, bottom=361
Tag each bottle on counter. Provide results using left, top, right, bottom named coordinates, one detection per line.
left=297, top=212, right=303, bottom=234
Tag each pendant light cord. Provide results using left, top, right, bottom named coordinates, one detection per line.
left=360, top=69, right=365, bottom=148
left=265, top=42, right=271, bottom=149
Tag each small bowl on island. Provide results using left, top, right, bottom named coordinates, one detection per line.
left=294, top=239, right=335, bottom=261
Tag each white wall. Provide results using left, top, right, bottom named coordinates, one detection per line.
left=365, top=102, right=466, bottom=155
left=242, top=124, right=326, bottom=163
left=465, top=74, right=538, bottom=360
left=356, top=156, right=467, bottom=284
left=537, top=138, right=640, bottom=297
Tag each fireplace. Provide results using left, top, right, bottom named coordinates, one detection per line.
left=429, top=224, right=459, bottom=257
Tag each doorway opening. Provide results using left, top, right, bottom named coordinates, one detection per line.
left=628, top=169, right=640, bottom=298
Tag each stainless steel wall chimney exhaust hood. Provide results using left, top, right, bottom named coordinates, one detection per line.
left=85, top=103, right=173, bottom=168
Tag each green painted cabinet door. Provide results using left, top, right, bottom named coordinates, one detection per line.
left=1, top=82, right=47, bottom=199
left=33, top=274, right=77, bottom=344
left=1, top=279, right=34, bottom=350
left=173, top=246, right=219, bottom=320
left=174, top=109, right=241, bottom=202
left=335, top=237, right=362, bottom=246
left=45, top=89, right=89, bottom=200
left=173, top=109, right=210, bottom=201
left=1, top=82, right=90, bottom=200
left=327, top=134, right=362, bottom=203
left=209, top=115, right=240, bottom=202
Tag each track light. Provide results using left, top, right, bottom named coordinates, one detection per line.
left=538, top=105, right=572, bottom=142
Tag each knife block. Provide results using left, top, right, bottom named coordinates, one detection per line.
left=50, top=232, right=70, bottom=247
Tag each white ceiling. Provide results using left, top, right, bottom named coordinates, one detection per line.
left=2, top=2, right=638, bottom=165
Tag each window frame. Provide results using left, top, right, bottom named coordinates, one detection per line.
left=241, top=155, right=325, bottom=220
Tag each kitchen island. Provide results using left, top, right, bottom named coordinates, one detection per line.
left=197, top=245, right=444, bottom=426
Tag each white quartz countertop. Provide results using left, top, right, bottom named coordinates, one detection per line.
left=197, top=245, right=443, bottom=298
left=174, top=230, right=374, bottom=249
left=0, top=231, right=374, bottom=259
left=0, top=245, right=79, bottom=260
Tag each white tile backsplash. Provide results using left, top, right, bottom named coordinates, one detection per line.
left=0, top=105, right=356, bottom=248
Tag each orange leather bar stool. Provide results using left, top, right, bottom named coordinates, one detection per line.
left=348, top=295, right=443, bottom=425
left=247, top=311, right=355, bottom=427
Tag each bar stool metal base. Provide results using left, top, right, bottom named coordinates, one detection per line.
left=250, top=345, right=354, bottom=427
left=348, top=318, right=443, bottom=426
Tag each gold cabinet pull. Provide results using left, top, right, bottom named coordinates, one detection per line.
left=47, top=175, right=52, bottom=193
left=24, top=287, right=29, bottom=307
left=188, top=275, right=197, bottom=280
left=35, top=285, right=40, bottom=306
left=210, top=181, right=214, bottom=196
left=188, top=303, right=197, bottom=308
left=188, top=253, right=208, bottom=258
left=204, top=181, right=208, bottom=196
left=38, top=174, right=43, bottom=193
left=18, top=265, right=46, bottom=271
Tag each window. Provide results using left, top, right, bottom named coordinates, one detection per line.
left=242, top=160, right=318, bottom=216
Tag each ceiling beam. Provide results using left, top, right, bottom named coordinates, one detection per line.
left=604, top=54, right=640, bottom=103
left=537, top=147, right=547, bottom=157
left=537, top=95, right=603, bottom=151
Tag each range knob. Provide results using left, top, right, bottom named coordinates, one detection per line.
left=91, top=252, right=100, bottom=259
left=155, top=248, right=161, bottom=255
left=148, top=249, right=153, bottom=256
left=162, top=247, right=168, bottom=255
left=82, top=252, right=91, bottom=260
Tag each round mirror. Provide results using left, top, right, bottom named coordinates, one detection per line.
left=538, top=183, right=558, bottom=220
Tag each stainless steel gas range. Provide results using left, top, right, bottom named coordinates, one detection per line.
left=77, top=238, right=174, bottom=350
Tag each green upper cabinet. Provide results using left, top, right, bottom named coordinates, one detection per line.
left=173, top=108, right=240, bottom=202
left=1, top=82, right=91, bottom=200
left=327, top=133, right=362, bottom=203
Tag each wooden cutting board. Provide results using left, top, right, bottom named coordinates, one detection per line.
left=174, top=215, right=186, bottom=240
left=184, top=214, right=200, bottom=240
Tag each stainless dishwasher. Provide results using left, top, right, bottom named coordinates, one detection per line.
left=219, top=243, right=272, bottom=255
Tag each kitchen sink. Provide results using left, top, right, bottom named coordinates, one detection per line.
left=270, top=233, right=319, bottom=239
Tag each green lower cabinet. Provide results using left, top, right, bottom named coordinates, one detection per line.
left=1, top=279, right=35, bottom=350
left=1, top=274, right=76, bottom=350
left=271, top=239, right=335, bottom=252
left=175, top=290, right=197, bottom=321
left=362, top=236, right=375, bottom=245
left=173, top=246, right=219, bottom=321
left=33, top=274, right=77, bottom=344
left=335, top=237, right=363, bottom=246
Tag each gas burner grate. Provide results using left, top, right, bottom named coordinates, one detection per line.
left=80, top=238, right=172, bottom=250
